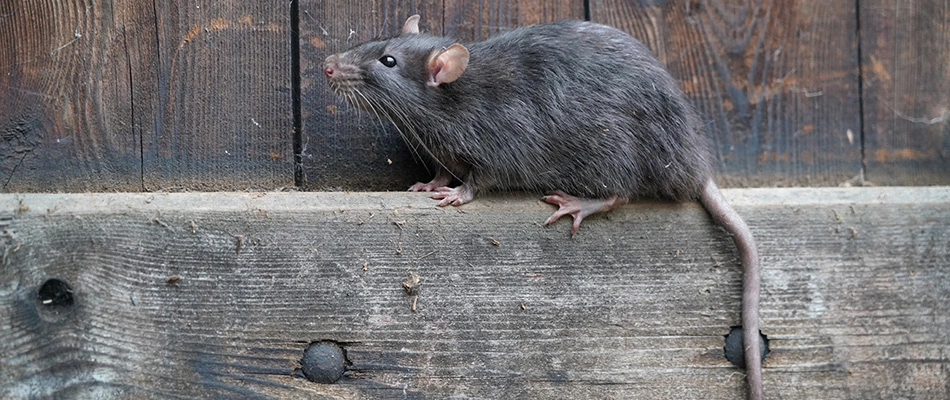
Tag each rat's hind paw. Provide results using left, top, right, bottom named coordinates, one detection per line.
left=541, top=191, right=626, bottom=236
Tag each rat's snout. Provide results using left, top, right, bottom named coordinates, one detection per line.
left=323, top=54, right=340, bottom=78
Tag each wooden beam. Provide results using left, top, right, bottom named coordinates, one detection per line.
left=1, top=188, right=947, bottom=398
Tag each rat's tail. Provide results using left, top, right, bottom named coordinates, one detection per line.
left=699, top=178, right=763, bottom=400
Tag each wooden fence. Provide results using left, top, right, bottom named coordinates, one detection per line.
left=1, top=1, right=947, bottom=193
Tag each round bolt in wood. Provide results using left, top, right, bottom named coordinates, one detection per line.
left=301, top=341, right=347, bottom=384
left=724, top=326, right=769, bottom=369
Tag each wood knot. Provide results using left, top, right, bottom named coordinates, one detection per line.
left=36, top=278, right=75, bottom=322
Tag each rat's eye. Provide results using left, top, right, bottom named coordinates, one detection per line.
left=379, top=55, right=397, bottom=68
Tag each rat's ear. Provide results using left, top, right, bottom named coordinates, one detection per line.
left=402, top=15, right=421, bottom=34
left=426, top=44, right=469, bottom=87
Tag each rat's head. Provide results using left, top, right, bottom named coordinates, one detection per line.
left=324, top=15, right=470, bottom=115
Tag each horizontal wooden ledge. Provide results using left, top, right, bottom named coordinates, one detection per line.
left=0, top=187, right=947, bottom=399
left=2, top=186, right=947, bottom=215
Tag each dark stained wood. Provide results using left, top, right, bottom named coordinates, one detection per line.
left=0, top=1, right=295, bottom=192
left=443, top=0, right=585, bottom=41
left=2, top=1, right=948, bottom=191
left=591, top=0, right=864, bottom=187
left=141, top=1, right=295, bottom=191
left=859, top=0, right=950, bottom=185
left=1, top=188, right=948, bottom=398
left=298, top=1, right=443, bottom=191
left=0, top=0, right=140, bottom=191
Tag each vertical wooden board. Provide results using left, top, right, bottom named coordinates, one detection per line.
left=0, top=1, right=141, bottom=192
left=443, top=0, right=585, bottom=41
left=142, top=1, right=294, bottom=191
left=591, top=1, right=863, bottom=187
left=298, top=1, right=443, bottom=191
left=860, top=0, right=950, bottom=185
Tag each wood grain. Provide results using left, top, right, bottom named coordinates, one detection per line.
left=298, top=1, right=443, bottom=191
left=0, top=1, right=295, bottom=192
left=0, top=0, right=140, bottom=191
left=1, top=188, right=947, bottom=398
left=860, top=0, right=950, bottom=185
left=590, top=0, right=864, bottom=187
left=141, top=1, right=294, bottom=191
left=443, top=0, right=585, bottom=41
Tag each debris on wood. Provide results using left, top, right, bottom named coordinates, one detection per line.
left=402, top=272, right=421, bottom=295
left=489, top=237, right=500, bottom=246
left=235, top=235, right=244, bottom=254
left=151, top=217, right=170, bottom=229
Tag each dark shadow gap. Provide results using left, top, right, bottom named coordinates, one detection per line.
left=291, top=0, right=304, bottom=187
left=855, top=0, right=867, bottom=181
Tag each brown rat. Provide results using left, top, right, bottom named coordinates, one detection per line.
left=324, top=15, right=764, bottom=399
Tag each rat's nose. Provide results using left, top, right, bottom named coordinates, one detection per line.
left=324, top=55, right=339, bottom=77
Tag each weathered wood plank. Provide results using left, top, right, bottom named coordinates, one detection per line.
left=142, top=1, right=295, bottom=190
left=0, top=1, right=295, bottom=192
left=298, top=1, right=443, bottom=191
left=590, top=0, right=864, bottom=187
left=860, top=0, right=950, bottom=185
left=0, top=0, right=141, bottom=191
left=1, top=188, right=947, bottom=398
left=443, top=0, right=585, bottom=41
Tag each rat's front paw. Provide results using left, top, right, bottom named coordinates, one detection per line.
left=408, top=173, right=452, bottom=192
left=431, top=186, right=473, bottom=207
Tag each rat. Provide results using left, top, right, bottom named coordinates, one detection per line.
left=324, top=15, right=764, bottom=399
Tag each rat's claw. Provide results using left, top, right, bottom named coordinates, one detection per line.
left=408, top=182, right=436, bottom=192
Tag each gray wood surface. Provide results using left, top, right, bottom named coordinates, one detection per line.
left=1, top=188, right=947, bottom=399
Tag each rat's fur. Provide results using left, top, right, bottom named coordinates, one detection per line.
left=326, top=21, right=712, bottom=201
left=325, top=17, right=763, bottom=400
